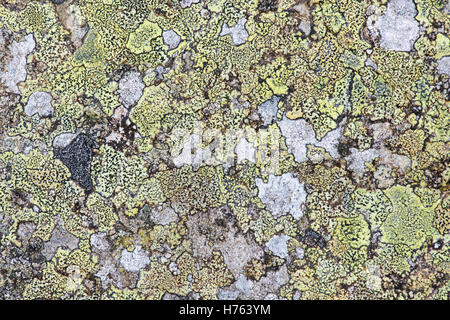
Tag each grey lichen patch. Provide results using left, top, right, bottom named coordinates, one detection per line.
left=16, top=222, right=36, bottom=242
left=24, top=92, right=54, bottom=118
left=89, top=232, right=110, bottom=252
left=118, top=71, right=145, bottom=108
left=437, top=56, right=450, bottom=75
left=445, top=1, right=450, bottom=14
left=292, top=2, right=312, bottom=36
left=258, top=96, right=280, bottom=126
left=186, top=205, right=264, bottom=277
left=365, top=56, right=378, bottom=70
left=255, top=173, right=306, bottom=219
left=220, top=18, right=249, bottom=46
left=54, top=134, right=93, bottom=193
left=375, top=0, right=420, bottom=52
left=52, top=132, right=77, bottom=149
left=180, top=0, right=201, bottom=9
left=120, top=245, right=150, bottom=273
left=266, top=234, right=290, bottom=259
left=162, top=29, right=181, bottom=50
left=217, top=265, right=289, bottom=300
left=0, top=33, right=35, bottom=94
left=345, top=148, right=379, bottom=178
left=42, top=220, right=79, bottom=260
left=278, top=116, right=342, bottom=163
left=147, top=203, right=179, bottom=226
left=94, top=257, right=126, bottom=289
left=90, top=232, right=132, bottom=289
left=235, top=137, right=256, bottom=164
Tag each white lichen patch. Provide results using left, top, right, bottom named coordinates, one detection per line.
left=220, top=18, right=249, bottom=46
left=255, top=172, right=306, bottom=219
left=375, top=0, right=420, bottom=52
left=118, top=71, right=145, bottom=108
left=278, top=116, right=342, bottom=163
left=266, top=234, right=290, bottom=259
left=258, top=96, right=280, bottom=126
left=120, top=245, right=150, bottom=273
left=0, top=33, right=35, bottom=94
left=292, top=2, right=312, bottom=36
left=149, top=203, right=179, bottom=226
left=235, top=137, right=256, bottom=164
left=172, top=134, right=208, bottom=168
left=162, top=29, right=181, bottom=50
left=53, top=132, right=77, bottom=148
left=180, top=0, right=201, bottom=9
left=24, top=92, right=54, bottom=118
left=437, top=56, right=450, bottom=75
left=90, top=232, right=110, bottom=251
left=345, top=148, right=379, bottom=177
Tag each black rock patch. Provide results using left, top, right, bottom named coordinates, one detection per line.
left=54, top=135, right=93, bottom=194
left=299, top=228, right=327, bottom=249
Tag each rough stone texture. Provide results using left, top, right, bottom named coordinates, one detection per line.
left=187, top=205, right=264, bottom=277
left=148, top=203, right=179, bottom=226
left=42, top=223, right=79, bottom=260
left=55, top=2, right=88, bottom=50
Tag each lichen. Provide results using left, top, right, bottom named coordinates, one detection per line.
left=0, top=0, right=448, bottom=301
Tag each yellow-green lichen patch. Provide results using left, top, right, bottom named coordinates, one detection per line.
left=381, top=185, right=440, bottom=250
